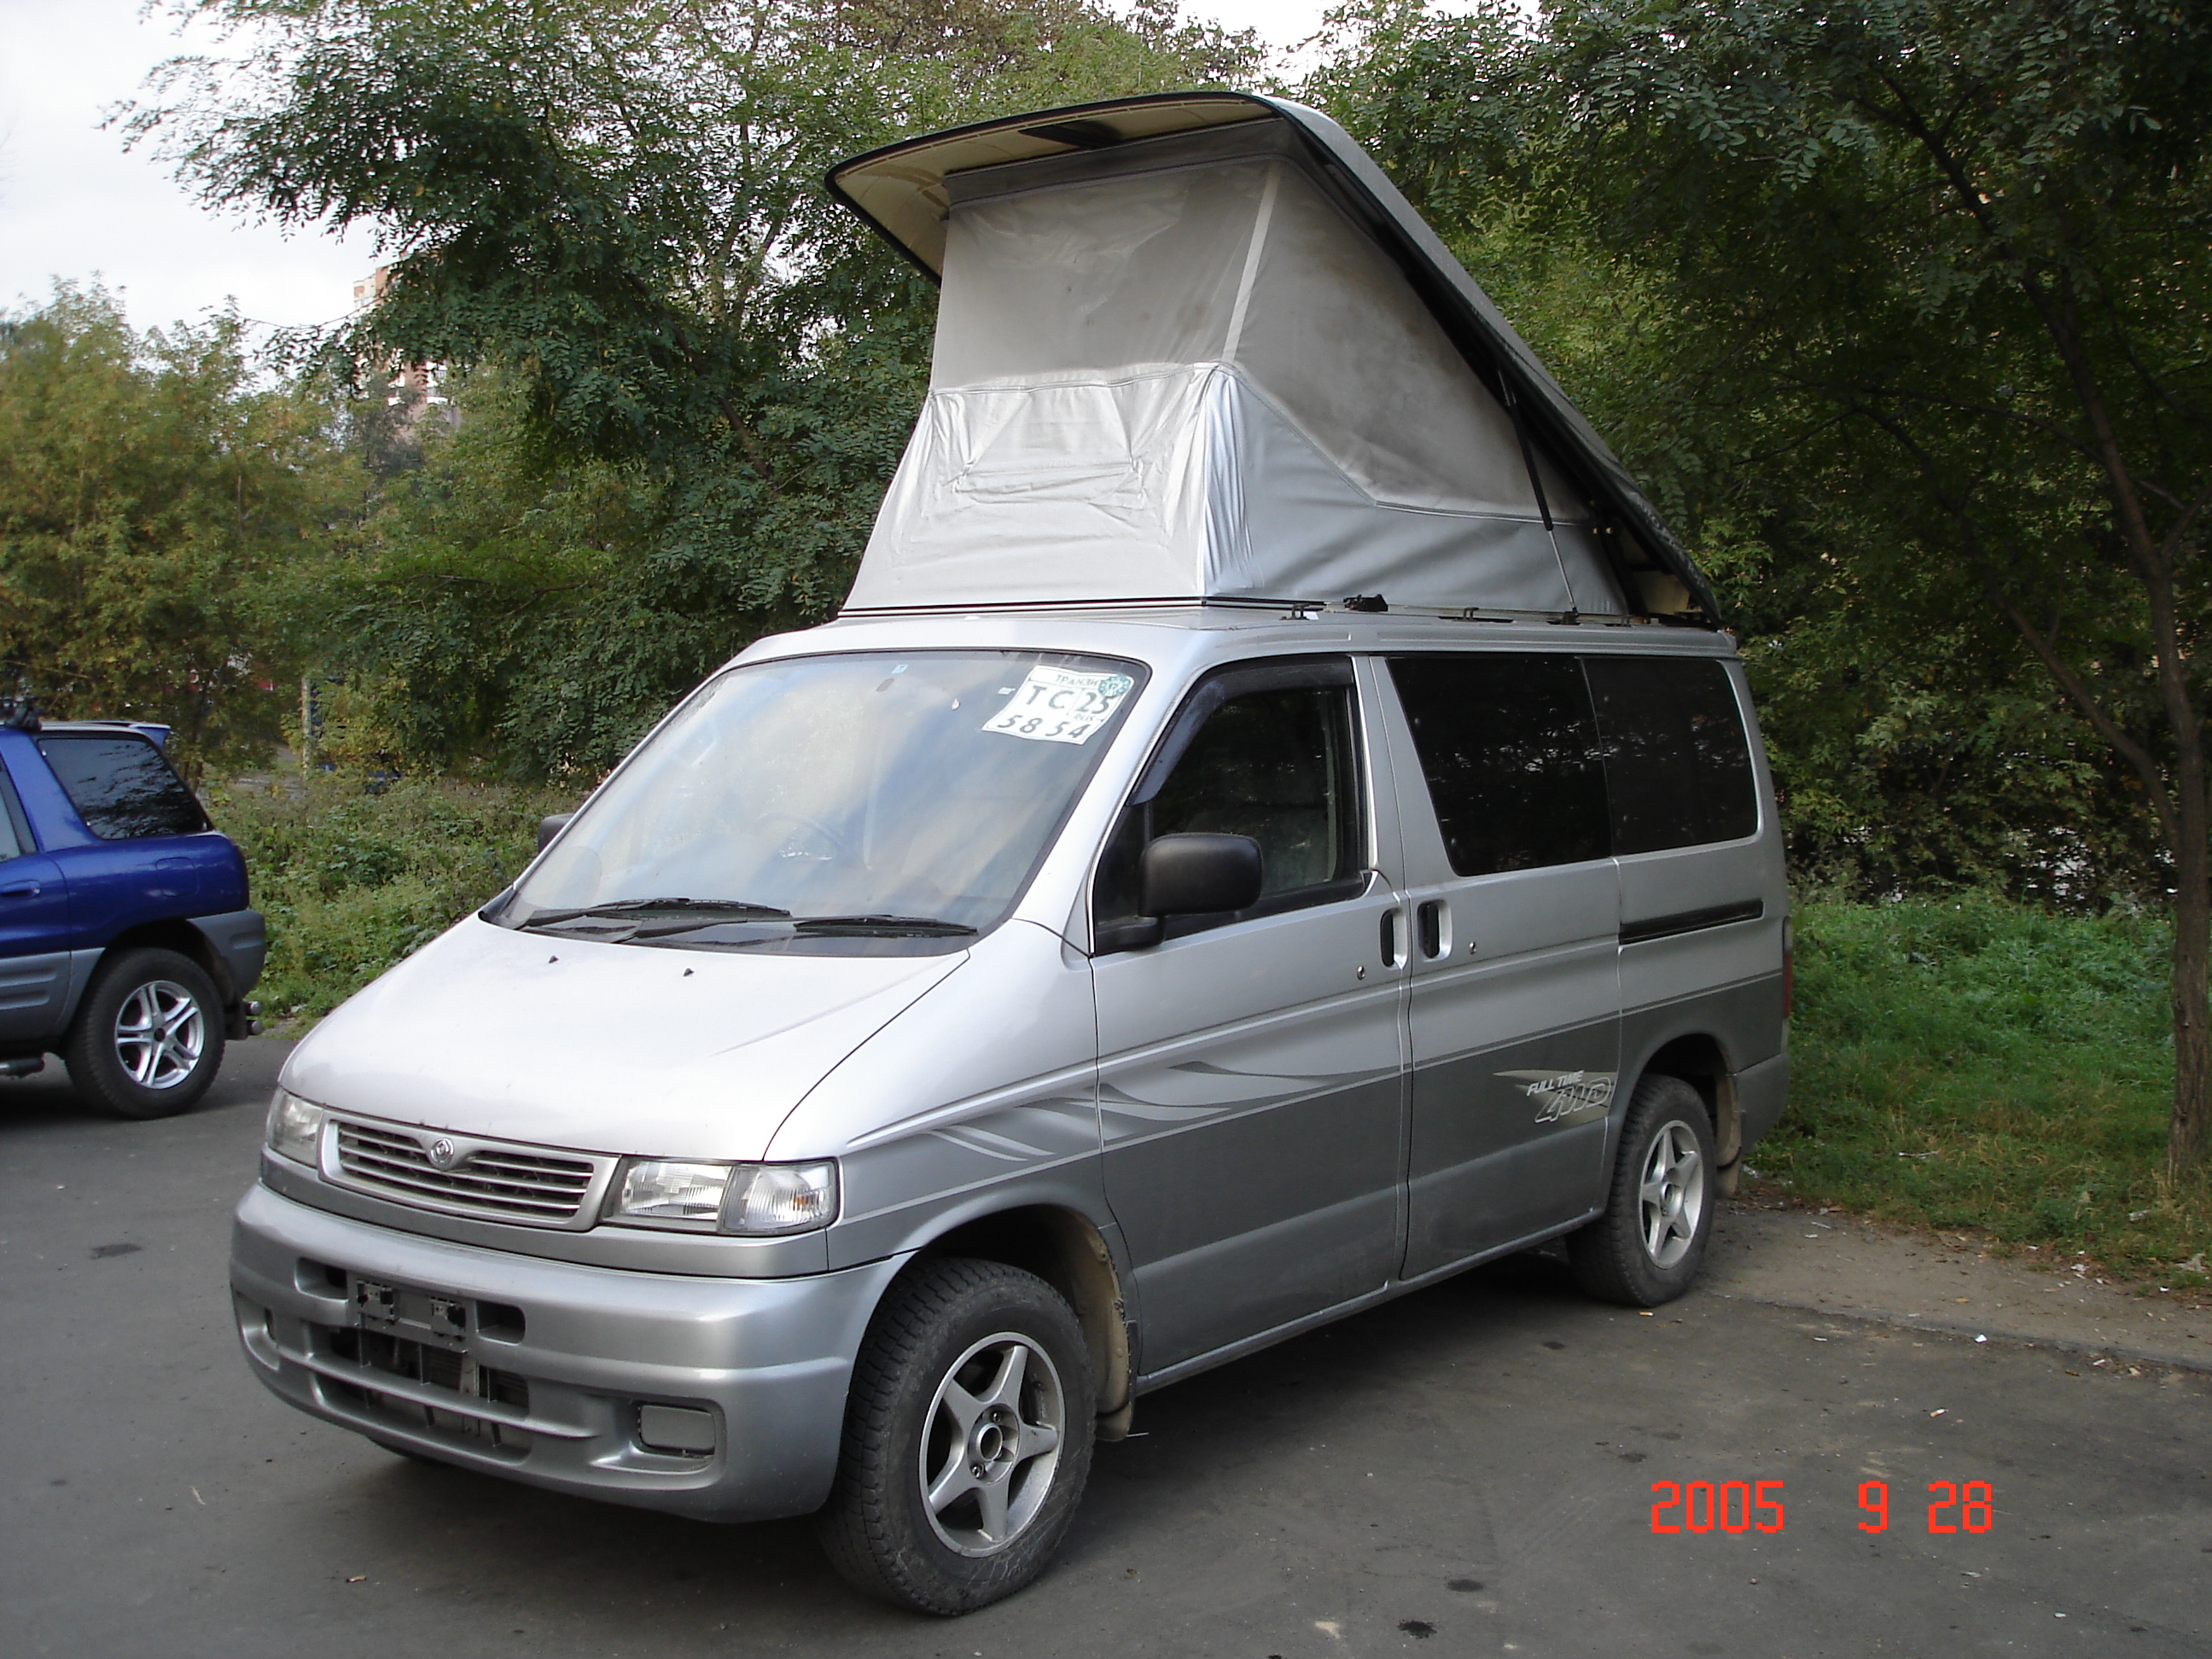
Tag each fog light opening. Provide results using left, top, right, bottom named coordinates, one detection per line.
left=635, top=1402, right=718, bottom=1456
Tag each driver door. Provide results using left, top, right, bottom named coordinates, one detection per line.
left=1092, top=656, right=1410, bottom=1376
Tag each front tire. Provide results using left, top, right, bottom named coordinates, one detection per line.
left=63, top=947, right=225, bottom=1120
left=818, top=1258, right=1095, bottom=1615
left=1568, top=1073, right=1717, bottom=1307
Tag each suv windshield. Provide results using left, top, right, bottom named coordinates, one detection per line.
left=504, top=650, right=1145, bottom=952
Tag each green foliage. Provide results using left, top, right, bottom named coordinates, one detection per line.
left=1309, top=0, right=2212, bottom=908
left=137, top=0, right=1260, bottom=777
left=0, top=284, right=358, bottom=777
left=307, top=372, right=701, bottom=773
left=1757, top=894, right=2208, bottom=1282
left=208, top=771, right=583, bottom=1020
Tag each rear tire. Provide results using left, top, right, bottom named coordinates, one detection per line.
left=818, top=1258, right=1095, bottom=1615
left=1568, top=1073, right=1717, bottom=1307
left=63, top=947, right=225, bottom=1120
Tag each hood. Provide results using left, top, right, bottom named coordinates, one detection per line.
left=281, top=915, right=963, bottom=1162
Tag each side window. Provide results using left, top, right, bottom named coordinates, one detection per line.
left=1584, top=656, right=1757, bottom=853
left=1386, top=654, right=1608, bottom=876
left=35, top=736, right=209, bottom=841
left=1096, top=677, right=1363, bottom=927
left=0, top=764, right=23, bottom=860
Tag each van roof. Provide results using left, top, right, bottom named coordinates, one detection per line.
left=738, top=606, right=1741, bottom=688
left=829, top=92, right=1720, bottom=626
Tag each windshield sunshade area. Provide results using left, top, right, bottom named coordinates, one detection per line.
left=503, top=650, right=1147, bottom=953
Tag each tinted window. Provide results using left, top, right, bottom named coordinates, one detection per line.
left=1097, top=684, right=1361, bottom=923
left=36, top=736, right=208, bottom=841
left=1387, top=655, right=1608, bottom=876
left=1585, top=656, right=1757, bottom=853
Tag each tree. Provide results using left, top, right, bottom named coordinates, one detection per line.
left=1318, top=0, right=2212, bottom=1176
left=0, top=283, right=356, bottom=776
left=131, top=0, right=1259, bottom=776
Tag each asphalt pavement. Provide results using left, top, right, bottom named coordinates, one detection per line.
left=3, top=1038, right=2207, bottom=1658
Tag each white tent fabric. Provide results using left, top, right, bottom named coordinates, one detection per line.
left=846, top=120, right=1627, bottom=615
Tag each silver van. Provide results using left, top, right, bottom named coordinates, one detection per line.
left=229, top=94, right=1790, bottom=1615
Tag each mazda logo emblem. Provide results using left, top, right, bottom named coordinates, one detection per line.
left=428, top=1137, right=458, bottom=1170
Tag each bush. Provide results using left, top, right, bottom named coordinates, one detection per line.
left=1757, top=894, right=2209, bottom=1286
left=207, top=772, right=583, bottom=1022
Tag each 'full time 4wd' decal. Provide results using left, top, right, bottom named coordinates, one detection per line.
left=1498, top=1069, right=1617, bottom=1126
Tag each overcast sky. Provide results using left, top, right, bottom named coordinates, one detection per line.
left=0, top=0, right=1346, bottom=339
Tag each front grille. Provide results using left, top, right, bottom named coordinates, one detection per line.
left=329, top=1325, right=531, bottom=1409
left=334, top=1120, right=599, bottom=1225
left=319, top=1324, right=533, bottom=1454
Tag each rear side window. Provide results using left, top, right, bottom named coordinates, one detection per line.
left=1387, top=655, right=1609, bottom=876
left=0, top=771, right=21, bottom=859
left=36, top=736, right=208, bottom=841
left=1584, top=656, right=1757, bottom=853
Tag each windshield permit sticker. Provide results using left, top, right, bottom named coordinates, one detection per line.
left=1498, top=1068, right=1617, bottom=1126
left=981, top=667, right=1134, bottom=745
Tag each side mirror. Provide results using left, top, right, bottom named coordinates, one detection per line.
left=537, top=813, right=573, bottom=853
left=1140, top=833, right=1263, bottom=918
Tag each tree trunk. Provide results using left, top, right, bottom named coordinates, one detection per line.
left=2172, top=788, right=2212, bottom=1180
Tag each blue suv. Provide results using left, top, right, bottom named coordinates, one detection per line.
left=0, top=705, right=265, bottom=1117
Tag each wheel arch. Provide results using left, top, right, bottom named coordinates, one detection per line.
left=908, top=1204, right=1133, bottom=1432
left=61, top=919, right=233, bottom=1032
left=1634, top=1032, right=1743, bottom=1189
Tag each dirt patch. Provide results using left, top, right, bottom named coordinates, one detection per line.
left=1708, top=1197, right=2212, bottom=1373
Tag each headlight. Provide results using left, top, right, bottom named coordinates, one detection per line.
left=608, top=1160, right=731, bottom=1227
left=603, top=1158, right=838, bottom=1235
left=265, top=1090, right=324, bottom=1166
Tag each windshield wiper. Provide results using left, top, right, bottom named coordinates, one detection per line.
left=520, top=897, right=792, bottom=928
left=790, top=914, right=978, bottom=937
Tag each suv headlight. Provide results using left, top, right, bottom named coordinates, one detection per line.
left=602, top=1158, right=838, bottom=1236
left=265, top=1090, right=325, bottom=1166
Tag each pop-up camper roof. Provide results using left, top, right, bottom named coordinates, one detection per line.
left=828, top=91, right=1720, bottom=623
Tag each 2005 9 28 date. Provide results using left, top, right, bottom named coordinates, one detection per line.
left=1650, top=1480, right=1995, bottom=1534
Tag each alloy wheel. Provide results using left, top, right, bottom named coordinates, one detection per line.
left=918, top=1330, right=1067, bottom=1557
left=1639, top=1119, right=1705, bottom=1269
left=113, top=980, right=205, bottom=1089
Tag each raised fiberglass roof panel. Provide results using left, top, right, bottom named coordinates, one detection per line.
left=828, top=91, right=1718, bottom=623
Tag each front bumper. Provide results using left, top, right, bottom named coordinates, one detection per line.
left=230, top=1182, right=907, bottom=1522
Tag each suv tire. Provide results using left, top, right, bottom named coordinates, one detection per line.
left=818, top=1257, right=1095, bottom=1615
left=1568, top=1072, right=1718, bottom=1307
left=64, top=946, right=225, bottom=1120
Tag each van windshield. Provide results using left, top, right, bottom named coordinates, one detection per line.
left=504, top=650, right=1146, bottom=952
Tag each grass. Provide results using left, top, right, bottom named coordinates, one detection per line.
left=201, top=777, right=2211, bottom=1289
left=1753, top=894, right=2211, bottom=1292
left=206, top=771, right=582, bottom=1024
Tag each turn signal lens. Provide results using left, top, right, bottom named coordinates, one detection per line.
left=727, top=1161, right=839, bottom=1236
left=265, top=1090, right=325, bottom=1166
